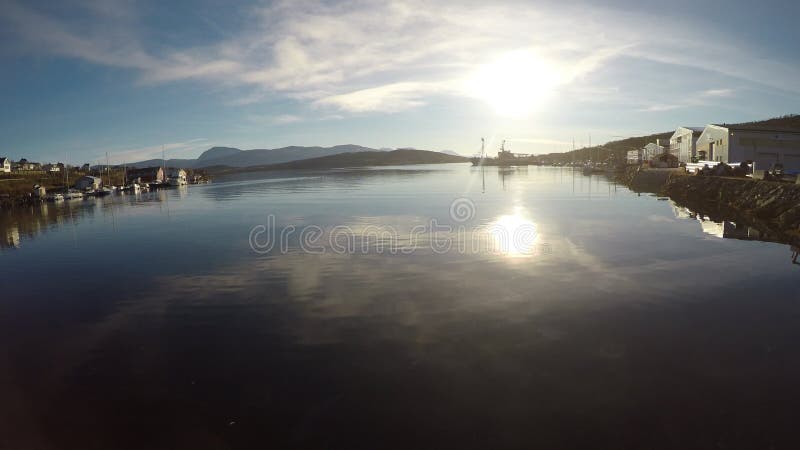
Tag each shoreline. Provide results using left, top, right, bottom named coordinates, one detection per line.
left=617, top=166, right=800, bottom=242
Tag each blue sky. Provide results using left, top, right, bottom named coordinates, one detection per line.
left=1, top=0, right=798, bottom=164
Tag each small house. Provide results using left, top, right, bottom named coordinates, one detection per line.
left=626, top=149, right=642, bottom=165
left=75, top=175, right=102, bottom=191
left=166, top=168, right=187, bottom=185
left=127, top=167, right=164, bottom=184
left=642, top=141, right=669, bottom=162
left=0, top=157, right=10, bottom=173
left=670, top=127, right=704, bottom=163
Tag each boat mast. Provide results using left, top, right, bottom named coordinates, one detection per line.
left=106, top=151, right=110, bottom=188
left=162, top=145, right=166, bottom=183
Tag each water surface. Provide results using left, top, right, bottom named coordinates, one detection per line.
left=2, top=165, right=799, bottom=449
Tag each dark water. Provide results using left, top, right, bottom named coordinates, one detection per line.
left=2, top=165, right=800, bottom=449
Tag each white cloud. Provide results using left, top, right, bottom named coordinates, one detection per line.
left=637, top=88, right=736, bottom=112
left=703, top=88, right=734, bottom=97
left=1, top=0, right=797, bottom=119
left=314, top=82, right=447, bottom=113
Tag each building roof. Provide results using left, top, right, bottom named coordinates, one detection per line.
left=710, top=124, right=800, bottom=134
left=0, top=157, right=8, bottom=164
left=671, top=127, right=704, bottom=139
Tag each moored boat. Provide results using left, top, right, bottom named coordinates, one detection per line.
left=472, top=139, right=537, bottom=166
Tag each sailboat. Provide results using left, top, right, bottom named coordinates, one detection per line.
left=470, top=138, right=486, bottom=166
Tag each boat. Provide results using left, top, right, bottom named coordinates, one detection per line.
left=121, top=183, right=141, bottom=193
left=581, top=163, right=606, bottom=176
left=64, top=190, right=84, bottom=200
left=46, top=193, right=64, bottom=202
left=471, top=139, right=537, bottom=166
left=94, top=187, right=112, bottom=197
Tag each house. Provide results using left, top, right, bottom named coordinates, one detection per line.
left=81, top=163, right=91, bottom=172
left=670, top=127, right=704, bottom=163
left=696, top=124, right=800, bottom=171
left=626, top=149, right=642, bottom=164
left=0, top=157, right=10, bottom=173
left=127, top=167, right=164, bottom=183
left=166, top=168, right=187, bottom=185
left=75, top=176, right=102, bottom=191
left=43, top=163, right=62, bottom=173
left=15, top=158, right=42, bottom=171
left=642, top=140, right=669, bottom=162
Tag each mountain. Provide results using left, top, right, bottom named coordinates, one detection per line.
left=209, top=149, right=469, bottom=174
left=125, top=158, right=196, bottom=169
left=127, top=144, right=381, bottom=169
left=197, top=146, right=243, bottom=161
left=439, top=150, right=463, bottom=157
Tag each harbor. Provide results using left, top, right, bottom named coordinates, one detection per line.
left=4, top=164, right=800, bottom=450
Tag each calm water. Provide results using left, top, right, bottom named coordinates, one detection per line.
left=2, top=164, right=800, bottom=449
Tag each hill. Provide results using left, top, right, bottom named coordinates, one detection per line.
left=725, top=114, right=800, bottom=130
left=209, top=149, right=468, bottom=174
left=539, top=114, right=799, bottom=164
left=128, top=144, right=381, bottom=169
left=197, top=146, right=242, bottom=161
left=538, top=132, right=673, bottom=164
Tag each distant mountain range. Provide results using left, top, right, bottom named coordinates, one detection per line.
left=127, top=144, right=462, bottom=169
left=208, top=149, right=469, bottom=174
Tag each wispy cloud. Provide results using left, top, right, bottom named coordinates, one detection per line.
left=314, top=81, right=448, bottom=113
left=637, top=88, right=736, bottom=112
left=1, top=0, right=797, bottom=120
left=703, top=88, right=734, bottom=97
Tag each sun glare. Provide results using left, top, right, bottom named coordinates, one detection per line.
left=487, top=213, right=538, bottom=257
left=466, top=51, right=561, bottom=118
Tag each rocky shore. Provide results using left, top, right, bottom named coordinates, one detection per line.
left=663, top=174, right=800, bottom=235
left=618, top=166, right=800, bottom=239
left=617, top=167, right=682, bottom=193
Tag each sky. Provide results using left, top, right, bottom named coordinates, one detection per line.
left=1, top=0, right=799, bottom=164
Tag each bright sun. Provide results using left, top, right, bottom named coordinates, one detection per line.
left=466, top=50, right=562, bottom=118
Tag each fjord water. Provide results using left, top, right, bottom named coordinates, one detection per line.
left=2, top=165, right=799, bottom=449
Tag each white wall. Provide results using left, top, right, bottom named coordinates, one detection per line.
left=670, top=128, right=700, bottom=163
left=729, top=129, right=800, bottom=171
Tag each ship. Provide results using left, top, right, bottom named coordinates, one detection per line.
left=471, top=139, right=538, bottom=166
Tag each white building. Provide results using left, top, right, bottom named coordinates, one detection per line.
left=696, top=125, right=800, bottom=171
left=626, top=149, right=642, bottom=164
left=75, top=176, right=102, bottom=191
left=0, top=157, right=10, bottom=173
left=166, top=168, right=187, bottom=185
left=643, top=141, right=669, bottom=161
left=670, top=127, right=704, bottom=163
